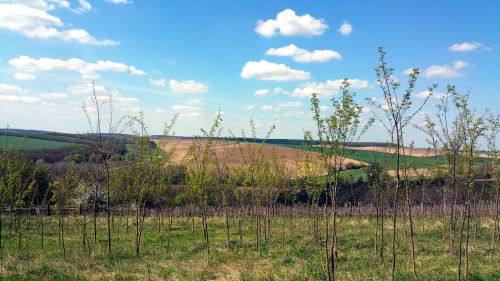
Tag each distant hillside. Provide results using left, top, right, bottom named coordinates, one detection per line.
left=1, top=129, right=135, bottom=147
left=0, top=135, right=73, bottom=150
left=0, top=129, right=130, bottom=163
left=150, top=135, right=391, bottom=148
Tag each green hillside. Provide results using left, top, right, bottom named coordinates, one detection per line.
left=0, top=135, right=73, bottom=150
left=278, top=144, right=494, bottom=171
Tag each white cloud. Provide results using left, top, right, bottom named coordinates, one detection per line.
left=361, top=107, right=371, bottom=113
left=338, top=22, right=352, bottom=36
left=40, top=92, right=67, bottom=99
left=403, top=68, right=415, bottom=75
left=171, top=98, right=205, bottom=117
left=8, top=55, right=145, bottom=79
left=265, top=44, right=341, bottom=63
left=0, top=95, right=40, bottom=104
left=50, top=0, right=71, bottom=9
left=449, top=41, right=483, bottom=52
left=184, top=98, right=203, bottom=106
left=241, top=105, right=254, bottom=111
left=277, top=101, right=302, bottom=108
left=14, top=72, right=36, bottom=80
left=0, top=83, right=25, bottom=94
left=68, top=83, right=107, bottom=96
left=283, top=110, right=305, bottom=117
left=76, top=0, right=91, bottom=12
left=169, top=79, right=208, bottom=94
left=68, top=83, right=139, bottom=109
left=320, top=105, right=329, bottom=112
left=423, top=60, right=470, bottom=78
left=254, top=89, right=269, bottom=97
left=255, top=9, right=328, bottom=37
left=148, top=78, right=166, bottom=87
left=171, top=104, right=201, bottom=117
left=129, top=66, right=146, bottom=76
left=241, top=60, right=310, bottom=81
left=261, top=105, right=273, bottom=111
left=292, top=79, right=370, bottom=98
left=416, top=90, right=447, bottom=99
left=273, top=87, right=288, bottom=95
left=105, top=0, right=132, bottom=4
left=453, top=60, right=469, bottom=69
left=0, top=2, right=118, bottom=45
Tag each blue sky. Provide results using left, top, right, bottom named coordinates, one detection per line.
left=0, top=0, right=499, bottom=146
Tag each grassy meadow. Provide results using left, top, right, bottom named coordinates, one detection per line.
left=0, top=136, right=73, bottom=151
left=0, top=213, right=498, bottom=281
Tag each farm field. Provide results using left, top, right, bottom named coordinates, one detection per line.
left=0, top=212, right=498, bottom=281
left=154, top=139, right=367, bottom=174
left=278, top=144, right=495, bottom=169
left=347, top=146, right=493, bottom=159
left=0, top=135, right=73, bottom=151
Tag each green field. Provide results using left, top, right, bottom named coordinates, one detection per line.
left=278, top=144, right=495, bottom=169
left=276, top=144, right=443, bottom=169
left=0, top=135, right=73, bottom=150
left=0, top=214, right=497, bottom=280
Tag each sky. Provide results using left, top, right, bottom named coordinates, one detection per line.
left=0, top=0, right=499, bottom=147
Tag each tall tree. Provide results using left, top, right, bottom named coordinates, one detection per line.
left=367, top=47, right=436, bottom=280
left=306, top=79, right=372, bottom=280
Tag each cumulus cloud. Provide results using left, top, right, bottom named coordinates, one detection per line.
left=277, top=101, right=302, bottom=108
left=254, top=89, right=269, bottom=97
left=129, top=66, right=146, bottom=76
left=241, top=105, right=255, bottom=111
left=273, top=87, right=288, bottom=95
left=255, top=9, right=328, bottom=37
left=449, top=41, right=483, bottom=52
left=8, top=55, right=145, bottom=80
left=403, top=68, right=415, bottom=75
left=67, top=83, right=107, bottom=96
left=0, top=95, right=41, bottom=104
left=283, top=110, right=305, bottom=117
left=67, top=83, right=139, bottom=110
left=75, top=0, right=91, bottom=13
left=148, top=78, right=166, bottom=87
left=416, top=90, right=447, bottom=99
left=261, top=105, right=273, bottom=111
left=265, top=44, right=341, bottom=63
left=169, top=79, right=208, bottom=94
left=241, top=60, right=310, bottom=81
left=338, top=22, right=352, bottom=36
left=361, top=107, right=371, bottom=113
left=423, top=60, right=470, bottom=78
left=14, top=72, right=36, bottom=80
left=0, top=83, right=25, bottom=94
left=105, top=0, right=132, bottom=4
left=39, top=92, right=68, bottom=99
left=171, top=104, right=201, bottom=117
left=292, top=79, right=370, bottom=98
left=0, top=2, right=118, bottom=45
left=184, top=98, right=203, bottom=106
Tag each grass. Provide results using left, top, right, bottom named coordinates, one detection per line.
left=340, top=167, right=369, bottom=181
left=0, top=135, right=73, bottom=151
left=0, top=213, right=498, bottom=280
